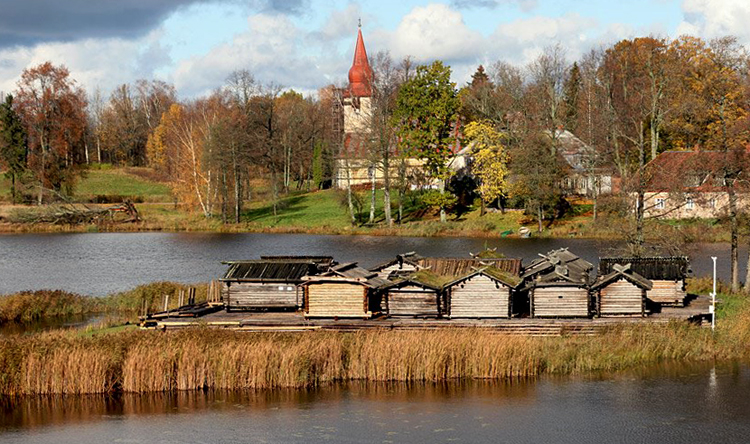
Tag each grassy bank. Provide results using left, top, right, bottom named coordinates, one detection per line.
left=0, top=166, right=736, bottom=242
left=0, top=287, right=748, bottom=396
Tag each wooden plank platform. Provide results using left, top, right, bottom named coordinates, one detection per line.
left=141, top=295, right=713, bottom=336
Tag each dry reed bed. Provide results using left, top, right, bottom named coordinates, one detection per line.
left=0, top=321, right=738, bottom=397
left=0, top=282, right=209, bottom=325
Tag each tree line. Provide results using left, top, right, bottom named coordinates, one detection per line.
left=1, top=35, right=750, bottom=287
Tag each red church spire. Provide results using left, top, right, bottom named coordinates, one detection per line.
left=347, top=21, right=373, bottom=97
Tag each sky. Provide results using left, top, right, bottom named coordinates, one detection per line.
left=0, top=0, right=749, bottom=99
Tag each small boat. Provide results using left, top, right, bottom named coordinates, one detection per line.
left=518, top=227, right=531, bottom=238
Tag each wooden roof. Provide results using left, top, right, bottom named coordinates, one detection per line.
left=416, top=257, right=522, bottom=276
left=592, top=263, right=653, bottom=291
left=521, top=248, right=592, bottom=289
left=598, top=257, right=690, bottom=281
left=369, top=252, right=423, bottom=272
left=221, top=261, right=319, bottom=282
left=320, top=262, right=392, bottom=288
left=444, top=267, right=521, bottom=289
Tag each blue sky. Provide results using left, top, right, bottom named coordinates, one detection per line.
left=0, top=0, right=747, bottom=98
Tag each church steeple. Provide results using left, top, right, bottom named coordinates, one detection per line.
left=347, top=22, right=372, bottom=97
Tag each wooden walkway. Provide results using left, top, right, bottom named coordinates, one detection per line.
left=141, top=295, right=712, bottom=336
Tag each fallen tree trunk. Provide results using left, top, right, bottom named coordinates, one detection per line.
left=10, top=200, right=141, bottom=225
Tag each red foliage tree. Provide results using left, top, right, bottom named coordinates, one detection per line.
left=14, top=62, right=87, bottom=204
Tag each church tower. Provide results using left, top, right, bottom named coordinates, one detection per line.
left=336, top=22, right=374, bottom=188
left=343, top=22, right=373, bottom=153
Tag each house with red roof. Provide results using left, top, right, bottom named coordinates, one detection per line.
left=642, top=149, right=750, bottom=219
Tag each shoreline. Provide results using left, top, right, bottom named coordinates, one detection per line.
left=0, top=220, right=733, bottom=244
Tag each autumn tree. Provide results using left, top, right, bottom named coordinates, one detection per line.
left=0, top=95, right=28, bottom=203
left=147, top=97, right=228, bottom=218
left=509, top=133, right=563, bottom=232
left=464, top=120, right=508, bottom=214
left=393, top=60, right=461, bottom=222
left=14, top=62, right=87, bottom=204
left=100, top=84, right=146, bottom=165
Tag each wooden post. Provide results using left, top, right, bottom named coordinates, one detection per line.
left=163, top=294, right=169, bottom=312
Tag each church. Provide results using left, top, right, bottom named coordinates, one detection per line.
left=333, top=25, right=424, bottom=189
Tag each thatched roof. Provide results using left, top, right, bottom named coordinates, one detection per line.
left=592, top=263, right=653, bottom=291
left=598, top=257, right=690, bottom=281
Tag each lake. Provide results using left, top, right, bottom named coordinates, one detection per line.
left=0, top=232, right=741, bottom=295
left=0, top=362, right=748, bottom=443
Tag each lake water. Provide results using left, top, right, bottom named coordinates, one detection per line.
left=0, top=232, right=742, bottom=295
left=1, top=362, right=748, bottom=443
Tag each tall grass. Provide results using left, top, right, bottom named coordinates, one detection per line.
left=0, top=290, right=103, bottom=323
left=0, top=317, right=744, bottom=396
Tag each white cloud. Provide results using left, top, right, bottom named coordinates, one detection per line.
left=385, top=4, right=484, bottom=63
left=489, top=13, right=598, bottom=65
left=0, top=29, right=171, bottom=97
left=171, top=13, right=326, bottom=97
left=677, top=0, right=750, bottom=44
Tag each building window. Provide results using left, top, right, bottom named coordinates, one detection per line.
left=655, top=198, right=666, bottom=210
left=709, top=198, right=716, bottom=208
left=686, top=197, right=694, bottom=210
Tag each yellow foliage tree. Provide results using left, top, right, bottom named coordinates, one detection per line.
left=464, top=120, right=509, bottom=213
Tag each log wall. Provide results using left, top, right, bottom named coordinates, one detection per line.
left=306, top=283, right=370, bottom=318
left=387, top=285, right=440, bottom=317
left=598, top=279, right=645, bottom=317
left=223, top=282, right=299, bottom=310
left=531, top=287, right=590, bottom=318
left=448, top=275, right=510, bottom=318
left=647, top=280, right=686, bottom=306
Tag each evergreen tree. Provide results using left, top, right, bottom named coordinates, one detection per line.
left=563, top=62, right=581, bottom=133
left=0, top=95, right=28, bottom=203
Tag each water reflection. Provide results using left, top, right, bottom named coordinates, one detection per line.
left=2, top=363, right=750, bottom=443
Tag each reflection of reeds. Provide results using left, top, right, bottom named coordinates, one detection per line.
left=0, top=290, right=102, bottom=323
left=1, top=319, right=743, bottom=396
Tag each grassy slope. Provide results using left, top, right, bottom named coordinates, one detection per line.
left=0, top=166, right=172, bottom=203
left=75, top=168, right=172, bottom=201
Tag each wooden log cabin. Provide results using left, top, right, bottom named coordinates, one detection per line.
left=521, top=248, right=593, bottom=318
left=383, top=257, right=523, bottom=318
left=301, top=262, right=390, bottom=318
left=591, top=263, right=652, bottom=317
left=443, top=267, right=522, bottom=318
left=598, top=257, right=690, bottom=307
left=220, top=257, right=333, bottom=311
left=383, top=272, right=444, bottom=318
